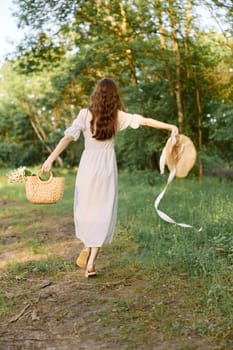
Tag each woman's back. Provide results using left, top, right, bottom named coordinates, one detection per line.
left=66, top=108, right=143, bottom=151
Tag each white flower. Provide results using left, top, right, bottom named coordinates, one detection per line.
left=17, top=166, right=26, bottom=176
left=7, top=167, right=35, bottom=184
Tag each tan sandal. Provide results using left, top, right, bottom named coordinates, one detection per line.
left=76, top=249, right=90, bottom=268
left=85, top=266, right=96, bottom=278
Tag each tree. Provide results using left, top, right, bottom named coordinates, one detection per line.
left=2, top=0, right=232, bottom=174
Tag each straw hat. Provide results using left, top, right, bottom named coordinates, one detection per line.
left=160, top=134, right=196, bottom=178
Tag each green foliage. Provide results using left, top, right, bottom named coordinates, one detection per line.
left=13, top=33, right=66, bottom=74
left=205, top=103, right=233, bottom=168
left=0, top=143, right=18, bottom=168
left=0, top=0, right=232, bottom=173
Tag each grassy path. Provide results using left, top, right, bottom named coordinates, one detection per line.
left=0, top=170, right=232, bottom=349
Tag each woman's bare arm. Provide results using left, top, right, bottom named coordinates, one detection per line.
left=41, top=135, right=74, bottom=172
left=140, top=117, right=179, bottom=136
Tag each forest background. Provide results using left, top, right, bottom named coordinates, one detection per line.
left=0, top=0, right=232, bottom=178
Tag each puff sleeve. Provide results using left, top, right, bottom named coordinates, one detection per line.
left=118, top=110, right=143, bottom=131
left=64, top=109, right=87, bottom=141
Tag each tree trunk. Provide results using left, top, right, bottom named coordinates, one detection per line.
left=157, top=0, right=174, bottom=96
left=184, top=0, right=192, bottom=79
left=168, top=0, right=184, bottom=130
left=119, top=1, right=137, bottom=85
left=195, top=86, right=203, bottom=181
left=22, top=99, right=63, bottom=166
left=96, top=0, right=137, bottom=86
left=30, top=118, right=63, bottom=167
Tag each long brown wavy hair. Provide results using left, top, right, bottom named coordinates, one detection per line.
left=89, top=78, right=123, bottom=141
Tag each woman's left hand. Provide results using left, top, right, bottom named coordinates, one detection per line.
left=171, top=125, right=179, bottom=137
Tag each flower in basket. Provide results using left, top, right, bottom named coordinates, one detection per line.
left=7, top=166, right=36, bottom=184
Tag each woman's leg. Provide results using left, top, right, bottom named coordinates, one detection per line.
left=85, top=247, right=100, bottom=276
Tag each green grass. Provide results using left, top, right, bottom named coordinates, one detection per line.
left=0, top=168, right=233, bottom=349
left=7, top=256, right=75, bottom=276
left=116, top=171, right=233, bottom=344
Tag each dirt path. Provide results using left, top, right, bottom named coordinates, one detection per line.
left=0, top=205, right=221, bottom=350
left=0, top=270, right=216, bottom=350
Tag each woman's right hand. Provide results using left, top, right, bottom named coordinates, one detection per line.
left=41, top=158, right=53, bottom=173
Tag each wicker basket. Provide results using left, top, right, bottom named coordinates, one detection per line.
left=25, top=172, right=65, bottom=204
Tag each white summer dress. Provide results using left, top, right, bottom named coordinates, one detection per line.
left=64, top=108, right=143, bottom=247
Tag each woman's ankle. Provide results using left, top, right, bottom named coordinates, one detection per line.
left=87, top=264, right=95, bottom=272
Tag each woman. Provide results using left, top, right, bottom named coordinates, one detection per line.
left=42, top=78, right=178, bottom=278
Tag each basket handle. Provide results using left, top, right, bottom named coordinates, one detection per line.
left=37, top=171, right=54, bottom=184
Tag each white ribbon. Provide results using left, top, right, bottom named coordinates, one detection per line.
left=154, top=137, right=202, bottom=231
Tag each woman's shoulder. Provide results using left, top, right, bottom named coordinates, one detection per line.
left=78, top=108, right=90, bottom=116
left=76, top=108, right=92, bottom=122
left=118, top=109, right=127, bottom=117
